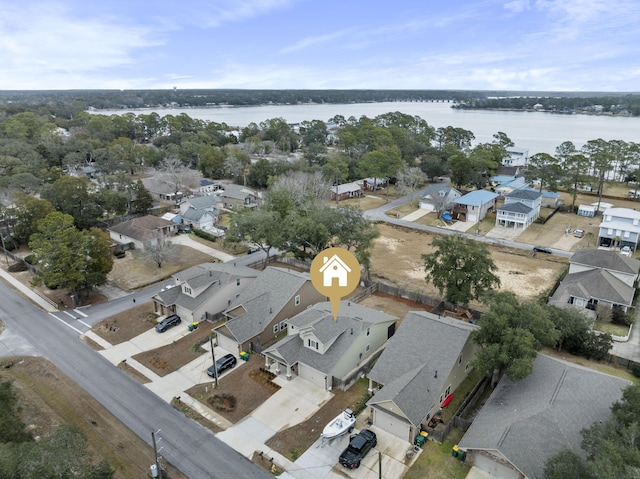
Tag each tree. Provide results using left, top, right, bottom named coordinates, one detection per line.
left=582, top=139, right=615, bottom=213
left=527, top=152, right=561, bottom=192
left=357, top=147, right=402, bottom=193
left=227, top=208, right=284, bottom=268
left=9, top=193, right=55, bottom=244
left=145, top=236, right=175, bottom=268
left=29, top=212, right=113, bottom=304
left=544, top=449, right=591, bottom=479
left=472, top=292, right=559, bottom=384
left=557, top=141, right=590, bottom=213
left=422, top=234, right=500, bottom=306
left=395, top=162, right=427, bottom=202
left=130, top=179, right=154, bottom=214
left=322, top=154, right=350, bottom=185
left=40, top=176, right=102, bottom=229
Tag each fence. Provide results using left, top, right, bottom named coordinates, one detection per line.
left=0, top=247, right=36, bottom=273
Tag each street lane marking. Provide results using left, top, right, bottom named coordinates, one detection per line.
left=77, top=319, right=91, bottom=328
left=74, top=309, right=88, bottom=318
left=48, top=313, right=83, bottom=334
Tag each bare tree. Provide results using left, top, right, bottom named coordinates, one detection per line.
left=395, top=163, right=427, bottom=203
left=145, top=236, right=175, bottom=268
left=270, top=170, right=330, bottom=203
left=158, top=157, right=199, bottom=198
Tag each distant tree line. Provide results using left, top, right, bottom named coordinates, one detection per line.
left=455, top=94, right=640, bottom=116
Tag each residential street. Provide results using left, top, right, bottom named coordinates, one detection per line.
left=0, top=279, right=272, bottom=479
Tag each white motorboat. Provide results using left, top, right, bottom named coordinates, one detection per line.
left=321, top=408, right=356, bottom=439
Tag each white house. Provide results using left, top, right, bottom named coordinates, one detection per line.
left=495, top=189, right=542, bottom=230
left=502, top=146, right=529, bottom=167
left=598, top=207, right=640, bottom=250
left=453, top=190, right=499, bottom=223
left=108, top=216, right=176, bottom=250
left=418, top=185, right=462, bottom=212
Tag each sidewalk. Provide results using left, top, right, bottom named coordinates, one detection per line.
left=0, top=266, right=58, bottom=312
left=171, top=234, right=236, bottom=262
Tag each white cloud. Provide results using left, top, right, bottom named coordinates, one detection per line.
left=280, top=28, right=354, bottom=54
left=504, top=0, right=531, bottom=13
left=191, top=0, right=295, bottom=28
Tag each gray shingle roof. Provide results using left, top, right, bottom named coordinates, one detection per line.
left=459, top=354, right=630, bottom=479
left=571, top=249, right=640, bottom=275
left=263, top=301, right=397, bottom=375
left=506, top=189, right=541, bottom=200
left=222, top=267, right=310, bottom=343
left=154, top=263, right=258, bottom=311
left=367, top=311, right=478, bottom=427
left=497, top=202, right=532, bottom=213
left=181, top=196, right=221, bottom=209
left=554, top=268, right=635, bottom=306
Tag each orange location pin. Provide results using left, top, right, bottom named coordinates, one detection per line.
left=310, top=247, right=361, bottom=321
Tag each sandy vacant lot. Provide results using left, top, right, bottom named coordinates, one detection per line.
left=370, top=223, right=568, bottom=303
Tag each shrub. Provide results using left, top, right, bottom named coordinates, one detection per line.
left=193, top=229, right=217, bottom=242
left=611, top=306, right=632, bottom=326
left=630, top=363, right=640, bottom=378
left=23, top=254, right=36, bottom=265
left=8, top=261, right=28, bottom=272
left=113, top=249, right=126, bottom=258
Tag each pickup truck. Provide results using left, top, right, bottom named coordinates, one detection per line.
left=338, top=429, right=377, bottom=469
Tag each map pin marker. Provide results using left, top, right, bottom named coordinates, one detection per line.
left=310, top=247, right=361, bottom=321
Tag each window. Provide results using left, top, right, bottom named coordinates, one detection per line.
left=308, top=339, right=318, bottom=350
left=465, top=362, right=470, bottom=372
left=624, top=231, right=630, bottom=238
left=273, top=324, right=279, bottom=334
left=608, top=228, right=613, bottom=235
left=458, top=355, right=462, bottom=365
left=295, top=295, right=301, bottom=306
left=236, top=278, right=240, bottom=286
left=366, top=327, right=370, bottom=336
left=445, top=385, right=451, bottom=396
left=439, top=394, right=444, bottom=404
left=280, top=321, right=287, bottom=330
left=365, top=344, right=370, bottom=352
left=184, top=287, right=192, bottom=295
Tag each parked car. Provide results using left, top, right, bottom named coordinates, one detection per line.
left=533, top=246, right=553, bottom=254
left=621, top=246, right=632, bottom=256
left=573, top=229, right=585, bottom=238
left=155, top=314, right=181, bottom=333
left=339, top=429, right=377, bottom=469
left=207, top=353, right=237, bottom=377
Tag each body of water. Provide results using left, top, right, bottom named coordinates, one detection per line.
left=95, top=102, right=640, bottom=155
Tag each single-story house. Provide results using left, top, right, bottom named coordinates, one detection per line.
left=108, top=215, right=176, bottom=250
left=199, top=179, right=222, bottom=194
left=458, top=354, right=631, bottom=479
left=453, top=190, right=499, bottom=223
left=330, top=182, right=363, bottom=201
left=357, top=178, right=387, bottom=191
left=577, top=205, right=597, bottom=217
left=366, top=311, right=479, bottom=443
left=151, top=263, right=259, bottom=323
left=262, top=301, right=397, bottom=390
left=418, top=185, right=462, bottom=212
left=140, top=177, right=185, bottom=203
left=214, top=184, right=261, bottom=210
left=214, top=267, right=326, bottom=356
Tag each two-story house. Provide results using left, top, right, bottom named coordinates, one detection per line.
left=262, top=301, right=397, bottom=391
left=502, top=146, right=529, bottom=167
left=214, top=267, right=326, bottom=356
left=598, top=207, right=640, bottom=250
left=549, top=249, right=640, bottom=314
left=453, top=190, right=499, bottom=223
left=366, top=311, right=479, bottom=443
left=496, top=189, right=542, bottom=230
left=151, top=263, right=259, bottom=323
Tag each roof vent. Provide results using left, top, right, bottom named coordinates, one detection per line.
left=350, top=328, right=353, bottom=335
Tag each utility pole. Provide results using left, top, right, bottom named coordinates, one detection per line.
left=378, top=451, right=382, bottom=479
left=152, top=430, right=162, bottom=479
left=210, top=333, right=219, bottom=388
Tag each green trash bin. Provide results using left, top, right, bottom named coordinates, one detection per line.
left=452, top=445, right=459, bottom=457
left=458, top=451, right=467, bottom=461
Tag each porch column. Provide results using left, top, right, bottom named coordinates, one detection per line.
left=286, top=364, right=292, bottom=380
left=264, top=356, right=270, bottom=368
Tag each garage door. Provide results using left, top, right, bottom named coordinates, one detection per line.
left=298, top=363, right=326, bottom=389
left=473, top=453, right=521, bottom=479
left=216, top=332, right=239, bottom=356
left=373, top=408, right=411, bottom=442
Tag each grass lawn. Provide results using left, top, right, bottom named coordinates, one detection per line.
left=593, top=321, right=631, bottom=337
left=333, top=195, right=387, bottom=210
left=405, top=427, right=469, bottom=479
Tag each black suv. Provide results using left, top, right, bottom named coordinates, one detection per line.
left=207, top=354, right=237, bottom=377
left=533, top=246, right=553, bottom=254
left=155, top=314, right=181, bottom=333
left=339, top=429, right=377, bottom=469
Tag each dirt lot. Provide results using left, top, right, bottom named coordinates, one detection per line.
left=108, top=245, right=214, bottom=291
left=370, top=223, right=568, bottom=303
left=0, top=356, right=187, bottom=479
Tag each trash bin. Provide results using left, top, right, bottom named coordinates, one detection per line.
left=452, top=444, right=459, bottom=457
left=414, top=434, right=426, bottom=447
left=240, top=351, right=249, bottom=361
left=458, top=450, right=467, bottom=461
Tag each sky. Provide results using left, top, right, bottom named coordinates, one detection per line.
left=1, top=0, right=639, bottom=92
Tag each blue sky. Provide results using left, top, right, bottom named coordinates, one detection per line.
left=1, top=0, right=639, bottom=91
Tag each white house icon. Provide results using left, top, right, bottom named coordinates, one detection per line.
left=319, top=254, right=351, bottom=287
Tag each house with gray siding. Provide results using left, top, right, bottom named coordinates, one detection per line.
left=151, top=263, right=259, bottom=324
left=418, top=185, right=462, bottom=212
left=453, top=190, right=499, bottom=223
left=262, top=301, right=397, bottom=391
left=366, top=311, right=479, bottom=443
left=108, top=215, right=176, bottom=250
left=459, top=354, right=630, bottom=479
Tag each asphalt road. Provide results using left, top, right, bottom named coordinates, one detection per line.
left=0, top=280, right=272, bottom=479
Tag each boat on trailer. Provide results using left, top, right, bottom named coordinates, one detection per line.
left=322, top=408, right=356, bottom=440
